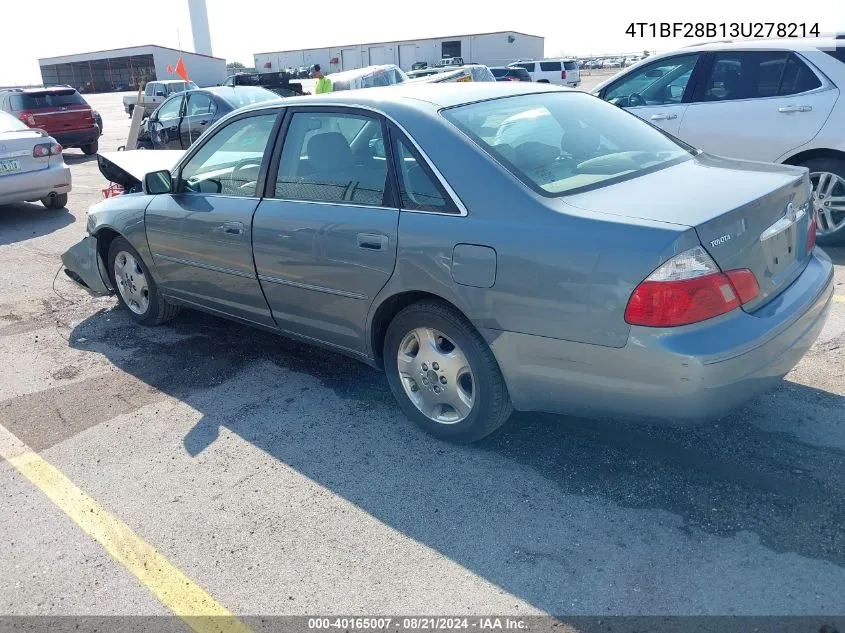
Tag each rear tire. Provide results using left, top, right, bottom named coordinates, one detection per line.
left=128, top=105, right=135, bottom=118
left=108, top=237, right=180, bottom=326
left=136, top=140, right=153, bottom=150
left=41, top=193, right=67, bottom=210
left=383, top=300, right=512, bottom=443
left=81, top=140, right=99, bottom=155
left=799, top=157, right=845, bottom=247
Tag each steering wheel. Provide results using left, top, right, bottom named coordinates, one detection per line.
left=627, top=92, right=645, bottom=107
left=226, top=158, right=263, bottom=194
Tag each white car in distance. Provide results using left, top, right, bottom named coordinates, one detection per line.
left=593, top=38, right=845, bottom=245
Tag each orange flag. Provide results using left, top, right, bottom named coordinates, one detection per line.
left=175, top=57, right=189, bottom=82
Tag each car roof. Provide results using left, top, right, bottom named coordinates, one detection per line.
left=671, top=37, right=843, bottom=53
left=239, top=81, right=568, bottom=115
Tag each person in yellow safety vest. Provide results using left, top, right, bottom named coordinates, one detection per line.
left=312, top=64, right=332, bottom=94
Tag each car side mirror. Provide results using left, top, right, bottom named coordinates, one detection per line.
left=144, top=170, right=172, bottom=195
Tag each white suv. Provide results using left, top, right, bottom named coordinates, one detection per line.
left=509, top=59, right=581, bottom=87
left=593, top=38, right=845, bottom=245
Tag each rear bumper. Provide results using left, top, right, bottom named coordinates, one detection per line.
left=486, top=249, right=835, bottom=421
left=61, top=235, right=113, bottom=296
left=52, top=127, right=99, bottom=148
left=0, top=163, right=72, bottom=205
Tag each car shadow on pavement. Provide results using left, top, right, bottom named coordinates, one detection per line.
left=823, top=246, right=845, bottom=266
left=62, top=153, right=98, bottom=165
left=67, top=306, right=845, bottom=612
left=0, top=202, right=74, bottom=246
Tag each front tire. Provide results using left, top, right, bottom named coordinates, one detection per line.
left=81, top=140, right=99, bottom=155
left=801, top=157, right=845, bottom=247
left=108, top=237, right=180, bottom=326
left=383, top=300, right=512, bottom=443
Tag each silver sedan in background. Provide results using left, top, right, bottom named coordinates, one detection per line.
left=0, top=111, right=71, bottom=209
left=62, top=84, right=833, bottom=443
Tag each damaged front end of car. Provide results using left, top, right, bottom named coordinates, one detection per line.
left=61, top=234, right=113, bottom=296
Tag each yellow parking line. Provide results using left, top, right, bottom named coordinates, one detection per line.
left=0, top=425, right=253, bottom=633
left=835, top=295, right=845, bottom=304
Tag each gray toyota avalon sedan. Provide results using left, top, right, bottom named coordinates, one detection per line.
left=62, top=83, right=834, bottom=442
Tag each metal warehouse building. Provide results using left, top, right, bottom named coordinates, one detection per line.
left=38, top=45, right=227, bottom=92
left=254, top=31, right=545, bottom=74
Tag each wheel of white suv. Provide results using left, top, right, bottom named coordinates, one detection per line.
left=802, top=157, right=845, bottom=247
left=383, top=300, right=512, bottom=443
left=107, top=237, right=180, bottom=326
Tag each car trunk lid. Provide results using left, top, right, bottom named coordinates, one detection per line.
left=0, top=129, right=52, bottom=175
left=561, top=155, right=814, bottom=311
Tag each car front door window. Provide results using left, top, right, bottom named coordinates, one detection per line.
left=179, top=113, right=277, bottom=197
left=156, top=95, right=183, bottom=121
left=604, top=54, right=700, bottom=107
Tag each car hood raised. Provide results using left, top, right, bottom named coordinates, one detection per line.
left=97, top=150, right=184, bottom=189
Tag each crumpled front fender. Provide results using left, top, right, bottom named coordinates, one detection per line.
left=61, top=235, right=113, bottom=296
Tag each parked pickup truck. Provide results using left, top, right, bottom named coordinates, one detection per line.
left=123, top=80, right=198, bottom=118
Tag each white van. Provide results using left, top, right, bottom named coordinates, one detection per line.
left=508, top=59, right=581, bottom=87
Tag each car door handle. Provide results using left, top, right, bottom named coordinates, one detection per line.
left=778, top=105, right=812, bottom=113
left=357, top=233, right=388, bottom=250
left=650, top=113, right=678, bottom=121
left=217, top=221, right=244, bottom=235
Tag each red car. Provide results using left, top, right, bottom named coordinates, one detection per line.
left=0, top=86, right=100, bottom=155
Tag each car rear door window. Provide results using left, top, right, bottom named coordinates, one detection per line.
left=540, top=61, right=562, bottom=71
left=778, top=54, right=822, bottom=95
left=275, top=111, right=388, bottom=206
left=391, top=131, right=458, bottom=214
left=564, top=61, right=577, bottom=70
left=179, top=113, right=277, bottom=197
left=701, top=51, right=797, bottom=101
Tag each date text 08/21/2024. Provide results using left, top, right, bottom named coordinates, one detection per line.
left=625, top=22, right=821, bottom=38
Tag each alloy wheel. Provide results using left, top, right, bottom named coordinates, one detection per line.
left=113, top=251, right=150, bottom=315
left=396, top=327, right=475, bottom=425
left=810, top=171, right=845, bottom=236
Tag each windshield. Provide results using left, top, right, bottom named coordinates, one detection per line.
left=10, top=90, right=86, bottom=109
left=442, top=91, right=693, bottom=196
left=222, top=87, right=281, bottom=107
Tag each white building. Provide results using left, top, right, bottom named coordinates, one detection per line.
left=254, top=31, right=545, bottom=74
left=38, top=45, right=227, bottom=91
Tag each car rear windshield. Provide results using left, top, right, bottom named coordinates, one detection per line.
left=10, top=90, right=86, bottom=109
left=512, top=68, right=531, bottom=78
left=564, top=61, right=578, bottom=70
left=490, top=68, right=508, bottom=77
left=442, top=91, right=693, bottom=196
left=223, top=86, right=281, bottom=107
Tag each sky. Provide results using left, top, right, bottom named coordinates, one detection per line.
left=1, top=0, right=844, bottom=85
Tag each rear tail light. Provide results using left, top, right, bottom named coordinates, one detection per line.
left=32, top=143, right=63, bottom=158
left=561, top=70, right=567, bottom=80
left=807, top=212, right=817, bottom=252
left=624, top=246, right=759, bottom=327
left=18, top=112, right=36, bottom=127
